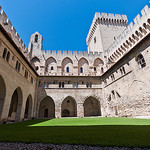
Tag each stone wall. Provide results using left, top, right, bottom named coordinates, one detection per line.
left=102, top=35, right=150, bottom=117
left=0, top=29, right=37, bottom=123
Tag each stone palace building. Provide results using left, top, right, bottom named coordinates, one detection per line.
left=0, top=3, right=150, bottom=123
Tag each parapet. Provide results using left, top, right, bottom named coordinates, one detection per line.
left=42, top=50, right=102, bottom=59
left=0, top=6, right=29, bottom=58
left=86, top=12, right=128, bottom=45
left=106, top=4, right=150, bottom=63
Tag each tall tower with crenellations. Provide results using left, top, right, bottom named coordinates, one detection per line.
left=86, top=13, right=128, bottom=53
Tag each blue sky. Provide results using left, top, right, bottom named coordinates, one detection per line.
left=1, top=0, right=149, bottom=52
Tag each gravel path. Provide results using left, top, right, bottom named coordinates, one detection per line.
left=0, top=143, right=150, bottom=150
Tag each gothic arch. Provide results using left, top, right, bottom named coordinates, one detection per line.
left=45, top=57, right=57, bottom=74
left=61, top=96, right=77, bottom=117
left=78, top=57, right=89, bottom=75
left=83, top=96, right=101, bottom=117
left=0, top=75, right=6, bottom=119
left=39, top=96, right=55, bottom=118
left=30, top=57, right=40, bottom=71
left=8, top=87, right=23, bottom=121
left=30, top=56, right=40, bottom=64
left=93, top=58, right=104, bottom=75
left=24, top=94, right=33, bottom=119
left=61, top=57, right=73, bottom=75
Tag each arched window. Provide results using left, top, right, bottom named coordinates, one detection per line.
left=62, top=82, right=64, bottom=88
left=86, top=82, right=89, bottom=88
left=94, top=67, right=96, bottom=71
left=73, top=83, right=76, bottom=88
left=35, top=34, right=38, bottom=43
left=76, top=82, right=78, bottom=88
left=101, top=67, right=104, bottom=73
left=136, top=54, right=146, bottom=68
left=6, top=51, right=10, bottom=62
left=2, top=48, right=7, bottom=59
left=59, top=82, right=61, bottom=88
left=51, top=66, right=54, bottom=70
left=66, top=67, right=69, bottom=73
left=15, top=61, right=18, bottom=70
left=80, top=67, right=83, bottom=73
left=24, top=70, right=28, bottom=79
left=94, top=37, right=96, bottom=43
left=35, top=66, right=39, bottom=71
left=18, top=63, right=21, bottom=72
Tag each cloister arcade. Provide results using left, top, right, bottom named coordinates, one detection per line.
left=0, top=74, right=34, bottom=123
left=38, top=95, right=102, bottom=118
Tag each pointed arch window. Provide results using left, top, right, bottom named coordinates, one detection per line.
left=6, top=51, right=10, bottom=62
left=59, top=82, right=61, bottom=88
left=101, top=67, right=104, bottom=73
left=66, top=67, right=69, bottom=73
left=62, top=82, right=64, bottom=88
left=35, top=34, right=38, bottom=43
left=136, top=54, right=146, bottom=68
left=51, top=66, right=54, bottom=70
left=2, top=48, right=7, bottom=59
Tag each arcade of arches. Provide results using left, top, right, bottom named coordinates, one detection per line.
left=38, top=96, right=101, bottom=118
left=0, top=75, right=34, bottom=122
left=0, top=74, right=101, bottom=121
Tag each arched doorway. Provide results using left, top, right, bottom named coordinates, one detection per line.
left=39, top=96, right=55, bottom=118
left=61, top=96, right=77, bottom=117
left=24, top=94, right=33, bottom=119
left=0, top=75, right=6, bottom=119
left=8, top=87, right=23, bottom=121
left=83, top=96, right=101, bottom=117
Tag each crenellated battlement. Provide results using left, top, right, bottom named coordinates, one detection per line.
left=42, top=50, right=102, bottom=59
left=0, top=6, right=29, bottom=59
left=106, top=4, right=150, bottom=65
left=86, top=12, right=128, bottom=45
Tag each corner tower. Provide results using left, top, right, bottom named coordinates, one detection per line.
left=28, top=32, right=43, bottom=59
left=86, top=13, right=128, bottom=53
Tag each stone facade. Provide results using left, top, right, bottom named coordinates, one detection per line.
left=0, top=4, right=150, bottom=123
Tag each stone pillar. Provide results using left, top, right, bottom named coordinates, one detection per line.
left=0, top=94, right=11, bottom=122
left=77, top=103, right=84, bottom=118
left=55, top=104, right=61, bottom=118
left=18, top=98, right=26, bottom=122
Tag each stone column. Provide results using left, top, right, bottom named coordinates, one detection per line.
left=0, top=94, right=11, bottom=123
left=77, top=103, right=84, bottom=118
left=55, top=103, right=61, bottom=118
left=18, top=98, right=26, bottom=122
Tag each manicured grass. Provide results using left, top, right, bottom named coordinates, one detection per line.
left=1, top=117, right=150, bottom=147
left=30, top=117, right=150, bottom=126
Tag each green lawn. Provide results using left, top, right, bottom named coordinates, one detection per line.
left=1, top=117, right=150, bottom=147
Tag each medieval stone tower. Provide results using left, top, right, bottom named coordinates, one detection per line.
left=86, top=13, right=128, bottom=53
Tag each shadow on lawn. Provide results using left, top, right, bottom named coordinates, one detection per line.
left=1, top=120, right=150, bottom=147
